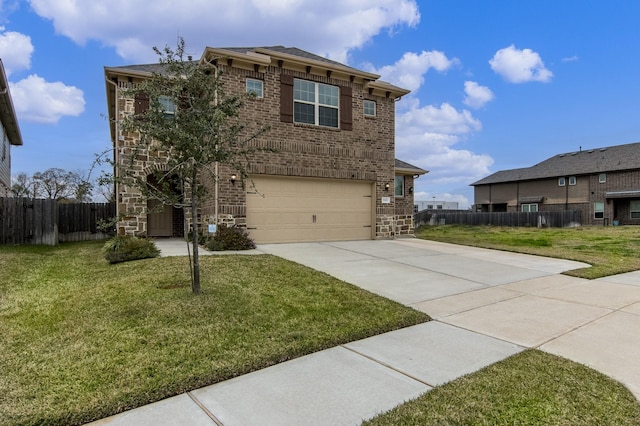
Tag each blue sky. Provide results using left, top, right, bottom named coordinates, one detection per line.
left=2, top=1, right=639, bottom=207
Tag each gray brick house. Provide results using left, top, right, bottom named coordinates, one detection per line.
left=104, top=46, right=426, bottom=243
left=0, top=59, right=23, bottom=197
left=472, top=142, right=640, bottom=225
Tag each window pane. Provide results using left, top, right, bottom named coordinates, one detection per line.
left=558, top=177, right=565, bottom=186
left=364, top=100, right=376, bottom=116
left=599, top=173, right=606, bottom=183
left=569, top=176, right=576, bottom=185
left=294, top=79, right=315, bottom=102
left=594, top=202, right=604, bottom=219
left=158, top=95, right=175, bottom=114
left=318, top=83, right=339, bottom=106
left=294, top=102, right=315, bottom=124
left=394, top=176, right=404, bottom=197
left=631, top=201, right=640, bottom=219
left=246, top=79, right=263, bottom=97
left=318, top=106, right=338, bottom=128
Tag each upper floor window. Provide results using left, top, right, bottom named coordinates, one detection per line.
left=394, top=175, right=404, bottom=197
left=522, top=203, right=538, bottom=212
left=558, top=177, right=565, bottom=186
left=599, top=173, right=606, bottom=183
left=293, top=78, right=339, bottom=128
left=569, top=176, right=577, bottom=185
left=246, top=78, right=264, bottom=98
left=631, top=200, right=640, bottom=219
left=364, top=99, right=376, bottom=117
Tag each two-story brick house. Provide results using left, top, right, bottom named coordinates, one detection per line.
left=105, top=46, right=425, bottom=243
left=472, top=142, right=640, bottom=225
left=0, top=59, right=23, bottom=197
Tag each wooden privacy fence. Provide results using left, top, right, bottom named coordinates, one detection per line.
left=0, top=198, right=115, bottom=245
left=415, top=210, right=582, bottom=228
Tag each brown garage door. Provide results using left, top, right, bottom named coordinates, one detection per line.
left=246, top=176, right=374, bottom=243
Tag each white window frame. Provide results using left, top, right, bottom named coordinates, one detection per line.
left=599, top=173, right=606, bottom=183
left=394, top=175, right=404, bottom=197
left=558, top=177, right=566, bottom=186
left=246, top=78, right=264, bottom=98
left=594, top=202, right=604, bottom=219
left=521, top=203, right=538, bottom=213
left=631, top=200, right=640, bottom=219
left=569, top=176, right=577, bottom=186
left=363, top=99, right=376, bottom=117
left=293, top=78, right=339, bottom=128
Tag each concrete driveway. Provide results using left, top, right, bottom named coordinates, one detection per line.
left=259, top=239, right=640, bottom=400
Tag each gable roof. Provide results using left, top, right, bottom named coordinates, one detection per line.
left=0, top=59, right=23, bottom=146
left=472, top=141, right=640, bottom=186
left=395, top=159, right=428, bottom=176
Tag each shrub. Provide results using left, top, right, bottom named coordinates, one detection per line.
left=103, top=235, right=161, bottom=264
left=205, top=225, right=256, bottom=251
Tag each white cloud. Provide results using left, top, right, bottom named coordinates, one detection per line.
left=562, top=55, right=579, bottom=62
left=463, top=81, right=494, bottom=109
left=489, top=44, right=552, bottom=83
left=27, top=0, right=420, bottom=63
left=395, top=100, right=492, bottom=190
left=366, top=50, right=458, bottom=92
left=9, top=75, right=85, bottom=123
left=0, top=27, right=33, bottom=76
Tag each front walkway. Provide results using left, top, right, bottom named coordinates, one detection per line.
left=90, top=239, right=640, bottom=425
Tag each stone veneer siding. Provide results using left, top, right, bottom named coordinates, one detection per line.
left=113, top=63, right=413, bottom=239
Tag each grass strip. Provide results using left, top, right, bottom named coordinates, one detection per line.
left=416, top=225, right=640, bottom=278
left=365, top=350, right=640, bottom=425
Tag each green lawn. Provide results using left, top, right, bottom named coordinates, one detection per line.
left=416, top=225, right=640, bottom=278
left=365, top=350, right=640, bottom=426
left=0, top=241, right=428, bottom=425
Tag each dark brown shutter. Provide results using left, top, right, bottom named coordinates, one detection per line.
left=134, top=92, right=150, bottom=115
left=340, top=85, right=352, bottom=131
left=280, top=74, right=294, bottom=123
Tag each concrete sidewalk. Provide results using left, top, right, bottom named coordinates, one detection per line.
left=90, top=239, right=640, bottom=425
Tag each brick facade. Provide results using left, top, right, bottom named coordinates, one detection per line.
left=105, top=47, right=420, bottom=240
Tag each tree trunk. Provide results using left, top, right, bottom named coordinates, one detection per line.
left=190, top=173, right=201, bottom=294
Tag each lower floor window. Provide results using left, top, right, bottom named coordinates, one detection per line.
left=631, top=200, right=640, bottom=219
left=521, top=203, right=538, bottom=212
left=594, top=202, right=604, bottom=219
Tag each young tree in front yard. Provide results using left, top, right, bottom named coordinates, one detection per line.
left=118, top=38, right=269, bottom=294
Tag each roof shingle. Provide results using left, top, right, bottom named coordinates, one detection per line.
left=472, top=142, right=640, bottom=185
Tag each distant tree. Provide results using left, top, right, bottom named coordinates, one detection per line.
left=11, top=172, right=38, bottom=198
left=32, top=168, right=79, bottom=200
left=117, top=38, right=270, bottom=294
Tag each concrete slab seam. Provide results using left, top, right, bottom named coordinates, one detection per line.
left=410, top=293, right=526, bottom=318
left=187, top=391, right=224, bottom=426
left=529, top=309, right=615, bottom=350
left=434, top=320, right=528, bottom=349
left=340, top=344, right=436, bottom=388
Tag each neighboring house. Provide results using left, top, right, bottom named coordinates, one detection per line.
left=414, top=200, right=459, bottom=213
left=105, top=46, right=426, bottom=243
left=0, top=59, right=23, bottom=197
left=471, top=142, right=640, bottom=225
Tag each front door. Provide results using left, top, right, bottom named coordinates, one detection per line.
left=147, top=199, right=173, bottom=237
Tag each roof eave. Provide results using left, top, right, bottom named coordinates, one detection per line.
left=0, top=59, right=23, bottom=146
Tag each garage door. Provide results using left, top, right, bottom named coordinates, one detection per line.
left=246, top=176, right=374, bottom=243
